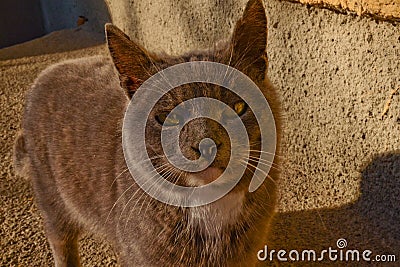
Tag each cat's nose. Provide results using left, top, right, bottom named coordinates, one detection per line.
left=191, top=139, right=221, bottom=161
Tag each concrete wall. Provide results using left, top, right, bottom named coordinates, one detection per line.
left=104, top=0, right=246, bottom=54
left=2, top=0, right=398, bottom=48
left=104, top=0, right=400, bottom=54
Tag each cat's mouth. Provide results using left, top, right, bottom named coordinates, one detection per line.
left=186, top=167, right=223, bottom=186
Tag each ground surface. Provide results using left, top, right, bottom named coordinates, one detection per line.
left=1, top=0, right=399, bottom=266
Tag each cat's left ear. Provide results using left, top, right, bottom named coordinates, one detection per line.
left=229, top=0, right=268, bottom=82
left=105, top=24, right=156, bottom=98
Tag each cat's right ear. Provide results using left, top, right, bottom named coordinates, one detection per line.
left=105, top=24, right=155, bottom=98
left=229, top=0, right=268, bottom=82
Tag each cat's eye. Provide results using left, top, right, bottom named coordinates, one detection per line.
left=222, top=100, right=248, bottom=121
left=233, top=101, right=247, bottom=116
left=155, top=112, right=182, bottom=126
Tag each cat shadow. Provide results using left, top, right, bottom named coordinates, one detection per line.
left=269, top=151, right=400, bottom=263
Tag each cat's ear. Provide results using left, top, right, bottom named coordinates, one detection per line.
left=229, top=0, right=267, bottom=82
left=105, top=24, right=155, bottom=98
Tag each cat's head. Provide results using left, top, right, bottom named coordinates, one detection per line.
left=106, top=0, right=272, bottom=190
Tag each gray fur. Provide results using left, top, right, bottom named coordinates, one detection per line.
left=13, top=0, right=282, bottom=266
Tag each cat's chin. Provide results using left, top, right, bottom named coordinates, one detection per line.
left=186, top=167, right=224, bottom=186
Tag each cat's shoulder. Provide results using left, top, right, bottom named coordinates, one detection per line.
left=25, top=55, right=121, bottom=108
left=34, top=55, right=117, bottom=88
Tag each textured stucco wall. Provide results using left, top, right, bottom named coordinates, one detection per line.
left=104, top=0, right=247, bottom=55
left=5, top=0, right=397, bottom=49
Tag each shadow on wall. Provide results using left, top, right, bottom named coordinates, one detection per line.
left=268, top=151, right=400, bottom=264
left=0, top=0, right=111, bottom=49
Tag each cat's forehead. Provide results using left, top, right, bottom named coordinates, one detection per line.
left=156, top=83, right=241, bottom=107
left=180, top=52, right=220, bottom=62
left=157, top=47, right=226, bottom=68
left=151, top=49, right=243, bottom=108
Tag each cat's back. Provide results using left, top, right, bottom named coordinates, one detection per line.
left=25, top=55, right=121, bottom=115
left=15, top=56, right=130, bottom=230
left=19, top=55, right=127, bottom=177
left=23, top=56, right=125, bottom=133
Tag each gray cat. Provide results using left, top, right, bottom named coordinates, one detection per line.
left=13, top=0, right=282, bottom=266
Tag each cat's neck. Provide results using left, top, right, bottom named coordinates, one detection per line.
left=187, top=191, right=245, bottom=236
left=169, top=191, right=262, bottom=266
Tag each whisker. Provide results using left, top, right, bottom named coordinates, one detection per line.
left=125, top=164, right=179, bottom=230
left=122, top=171, right=164, bottom=232
left=238, top=161, right=271, bottom=199
left=125, top=168, right=174, bottom=231
left=232, top=142, right=283, bottom=155
left=143, top=166, right=177, bottom=215
left=110, top=168, right=129, bottom=188
left=247, top=157, right=282, bottom=172
left=247, top=149, right=279, bottom=156
left=111, top=154, right=165, bottom=188
left=239, top=159, right=277, bottom=187
left=247, top=155, right=282, bottom=169
left=118, top=162, right=169, bottom=225
left=106, top=163, right=168, bottom=226
left=105, top=182, right=135, bottom=224
left=223, top=44, right=234, bottom=82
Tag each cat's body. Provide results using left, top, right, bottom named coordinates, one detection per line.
left=13, top=0, right=282, bottom=266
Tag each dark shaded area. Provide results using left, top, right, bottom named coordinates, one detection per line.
left=0, top=0, right=111, bottom=50
left=357, top=152, right=400, bottom=240
left=268, top=152, right=400, bottom=266
left=0, top=0, right=45, bottom=48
